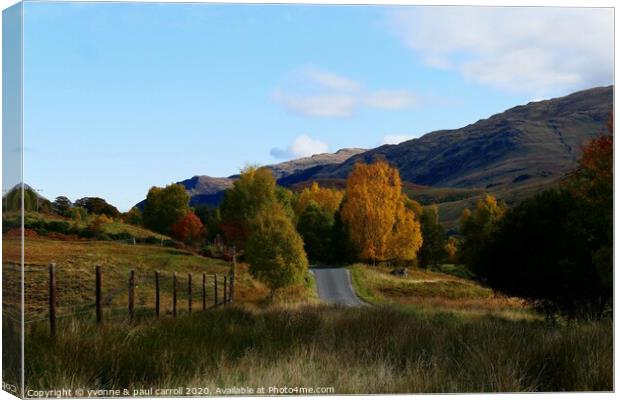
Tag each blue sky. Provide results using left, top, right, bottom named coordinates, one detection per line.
left=20, top=2, right=613, bottom=210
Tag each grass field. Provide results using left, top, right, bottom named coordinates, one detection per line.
left=2, top=216, right=612, bottom=394
left=2, top=234, right=316, bottom=324
left=8, top=304, right=611, bottom=393
left=349, top=264, right=536, bottom=320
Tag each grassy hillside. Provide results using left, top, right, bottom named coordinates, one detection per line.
left=349, top=264, right=535, bottom=320
left=9, top=304, right=611, bottom=393
left=3, top=221, right=315, bottom=321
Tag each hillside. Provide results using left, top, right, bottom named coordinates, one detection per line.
left=284, top=86, right=613, bottom=190
left=140, top=148, right=366, bottom=208
left=140, top=86, right=612, bottom=228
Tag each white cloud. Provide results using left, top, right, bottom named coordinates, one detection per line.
left=389, top=7, right=613, bottom=95
left=303, top=67, right=363, bottom=92
left=270, top=135, right=329, bottom=159
left=381, top=134, right=415, bottom=145
left=364, top=90, right=418, bottom=109
left=273, top=67, right=418, bottom=118
left=272, top=90, right=358, bottom=118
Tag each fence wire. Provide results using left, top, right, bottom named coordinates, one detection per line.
left=3, top=263, right=233, bottom=328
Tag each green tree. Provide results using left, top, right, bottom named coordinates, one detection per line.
left=418, top=205, right=446, bottom=268
left=297, top=201, right=334, bottom=263
left=5, top=186, right=37, bottom=212
left=142, top=184, right=190, bottom=235
left=220, top=166, right=278, bottom=247
left=122, top=207, right=143, bottom=226
left=74, top=197, right=120, bottom=218
left=52, top=196, right=73, bottom=217
left=476, top=189, right=610, bottom=318
left=245, top=205, right=309, bottom=298
left=330, top=208, right=358, bottom=265
left=194, top=205, right=222, bottom=241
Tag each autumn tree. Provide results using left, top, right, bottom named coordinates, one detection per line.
left=171, top=212, right=205, bottom=245
left=444, top=237, right=458, bottom=264
left=341, top=161, right=422, bottom=264
left=219, top=166, right=279, bottom=248
left=245, top=204, right=309, bottom=298
left=142, top=184, right=190, bottom=235
left=564, top=116, right=613, bottom=290
left=295, top=182, right=344, bottom=215
left=418, top=205, right=446, bottom=268
left=459, top=194, right=506, bottom=271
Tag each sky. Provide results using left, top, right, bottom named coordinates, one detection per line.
left=19, top=2, right=614, bottom=210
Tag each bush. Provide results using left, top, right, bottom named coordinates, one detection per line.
left=245, top=205, right=308, bottom=298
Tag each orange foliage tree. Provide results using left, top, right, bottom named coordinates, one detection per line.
left=295, top=182, right=344, bottom=215
left=171, top=212, right=205, bottom=244
left=341, top=161, right=422, bottom=264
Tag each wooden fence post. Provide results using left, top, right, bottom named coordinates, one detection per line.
left=223, top=276, right=228, bottom=304
left=95, top=265, right=102, bottom=324
left=202, top=273, right=206, bottom=311
left=188, top=273, right=193, bottom=313
left=229, top=271, right=234, bottom=304
left=230, top=245, right=236, bottom=304
left=214, top=275, right=218, bottom=306
left=155, top=271, right=160, bottom=318
left=48, top=263, right=57, bottom=338
left=173, top=272, right=177, bottom=317
left=128, top=270, right=135, bottom=320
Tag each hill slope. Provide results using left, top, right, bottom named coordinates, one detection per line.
left=284, top=86, right=613, bottom=191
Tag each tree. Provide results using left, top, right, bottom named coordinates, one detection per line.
left=330, top=208, right=358, bottom=265
left=341, top=161, right=422, bottom=264
left=459, top=194, right=506, bottom=271
left=142, top=184, right=190, bottom=235
left=219, top=166, right=278, bottom=247
left=245, top=205, right=309, bottom=298
left=297, top=201, right=335, bottom=263
left=5, top=186, right=38, bottom=212
left=122, top=207, right=143, bottom=226
left=475, top=189, right=610, bottom=318
left=52, top=196, right=73, bottom=217
left=444, top=237, right=458, bottom=264
left=194, top=205, right=222, bottom=242
left=418, top=205, right=446, bottom=268
left=386, top=200, right=423, bottom=263
left=171, top=212, right=205, bottom=244
left=74, top=197, right=121, bottom=218
left=295, top=182, right=344, bottom=215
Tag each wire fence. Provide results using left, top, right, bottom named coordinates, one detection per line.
left=2, top=261, right=235, bottom=337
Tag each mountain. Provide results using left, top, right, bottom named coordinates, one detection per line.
left=267, top=148, right=366, bottom=180
left=148, top=148, right=366, bottom=208
left=140, top=86, right=612, bottom=227
left=282, top=86, right=613, bottom=192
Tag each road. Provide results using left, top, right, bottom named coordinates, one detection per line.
left=311, top=267, right=366, bottom=306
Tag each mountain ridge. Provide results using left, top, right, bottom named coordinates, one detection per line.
left=139, top=86, right=613, bottom=219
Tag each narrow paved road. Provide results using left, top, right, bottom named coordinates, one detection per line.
left=311, top=267, right=366, bottom=306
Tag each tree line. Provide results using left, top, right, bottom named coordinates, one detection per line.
left=458, top=116, right=613, bottom=318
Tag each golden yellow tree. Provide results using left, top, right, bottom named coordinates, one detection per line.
left=341, top=161, right=422, bottom=264
left=295, top=182, right=344, bottom=215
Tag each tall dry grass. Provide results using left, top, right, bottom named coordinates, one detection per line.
left=13, top=304, right=612, bottom=394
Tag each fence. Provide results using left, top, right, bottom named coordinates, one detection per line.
left=2, top=262, right=235, bottom=338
